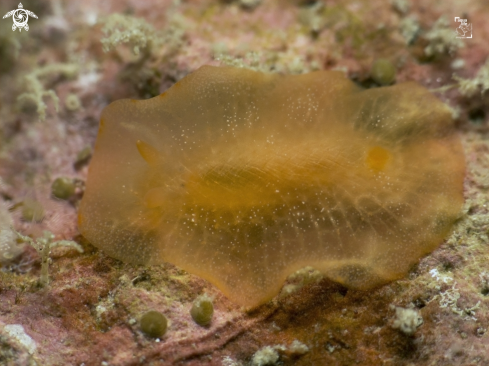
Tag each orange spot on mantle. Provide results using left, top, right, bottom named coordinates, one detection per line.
left=366, top=146, right=391, bottom=172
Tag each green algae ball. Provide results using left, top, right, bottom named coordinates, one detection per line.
left=51, top=177, right=76, bottom=200
left=140, top=310, right=167, bottom=338
left=190, top=294, right=214, bottom=326
left=371, top=59, right=396, bottom=86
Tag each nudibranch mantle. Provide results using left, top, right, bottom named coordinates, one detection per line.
left=78, top=66, right=465, bottom=307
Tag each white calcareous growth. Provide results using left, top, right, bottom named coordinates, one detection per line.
left=3, top=324, right=37, bottom=354
left=391, top=306, right=423, bottom=335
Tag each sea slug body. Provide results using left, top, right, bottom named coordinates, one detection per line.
left=78, top=66, right=465, bottom=307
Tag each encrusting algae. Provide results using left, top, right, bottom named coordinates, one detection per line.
left=78, top=66, right=465, bottom=308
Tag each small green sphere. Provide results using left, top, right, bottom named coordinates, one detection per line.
left=51, top=177, right=76, bottom=200
left=190, top=294, right=214, bottom=326
left=371, top=59, right=396, bottom=86
left=140, top=310, right=168, bottom=338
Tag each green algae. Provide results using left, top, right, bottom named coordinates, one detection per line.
left=51, top=177, right=76, bottom=200
left=140, top=310, right=168, bottom=338
left=190, top=294, right=214, bottom=326
left=371, top=59, right=396, bottom=85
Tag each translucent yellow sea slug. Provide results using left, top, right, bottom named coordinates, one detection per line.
left=78, top=66, right=465, bottom=307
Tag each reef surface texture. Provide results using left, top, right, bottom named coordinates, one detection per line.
left=0, top=0, right=488, bottom=365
